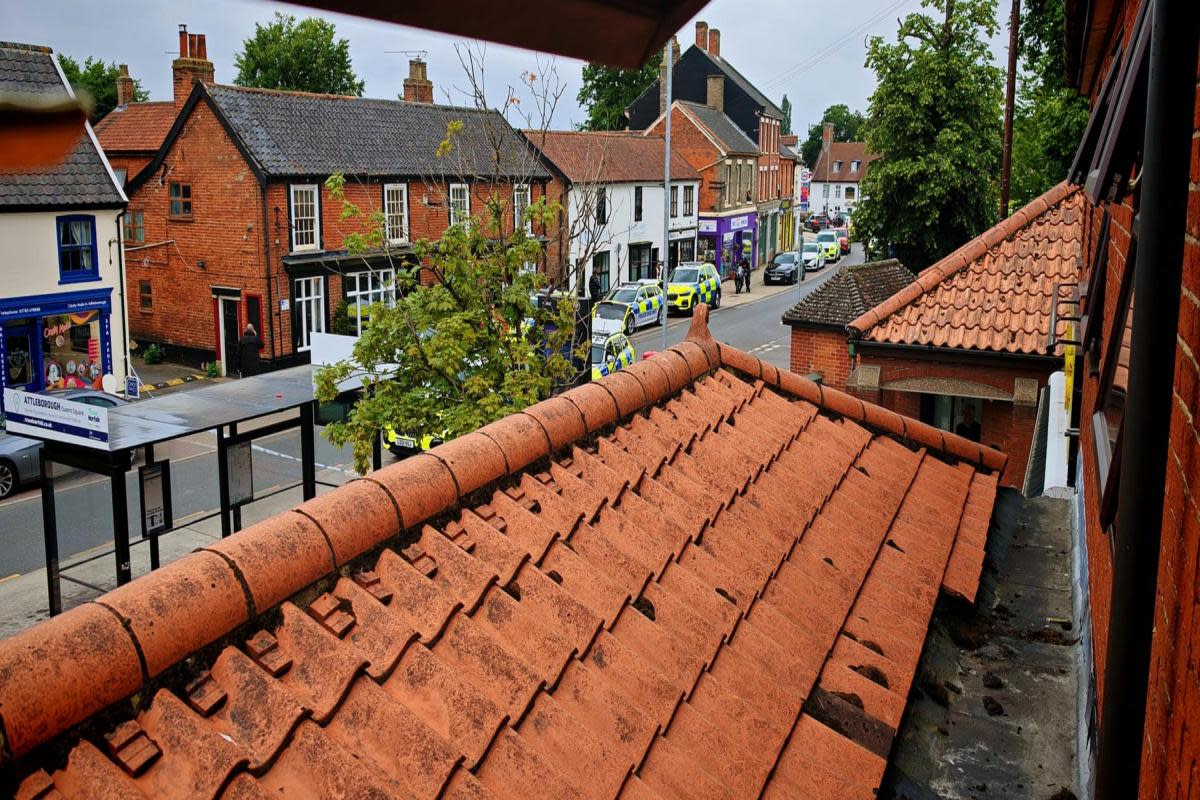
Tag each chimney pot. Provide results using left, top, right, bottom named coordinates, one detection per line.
left=403, top=58, right=434, bottom=103
left=706, top=74, right=724, bottom=113
left=178, top=24, right=188, bottom=57
left=695, top=21, right=709, bottom=51
left=708, top=29, right=721, bottom=58
left=173, top=25, right=215, bottom=111
left=116, top=64, right=135, bottom=107
left=197, top=34, right=207, bottom=60
left=671, top=35, right=680, bottom=65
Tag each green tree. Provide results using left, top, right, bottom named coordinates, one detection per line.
left=1008, top=0, right=1090, bottom=206
left=780, top=95, right=794, bottom=135
left=234, top=12, right=365, bottom=96
left=799, top=104, right=867, bottom=167
left=314, top=172, right=579, bottom=473
left=576, top=51, right=661, bottom=130
left=57, top=55, right=148, bottom=123
left=855, top=0, right=1004, bottom=267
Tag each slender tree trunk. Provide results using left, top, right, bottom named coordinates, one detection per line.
left=1000, top=0, right=1020, bottom=219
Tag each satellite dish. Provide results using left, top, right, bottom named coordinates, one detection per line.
left=101, top=373, right=117, bottom=394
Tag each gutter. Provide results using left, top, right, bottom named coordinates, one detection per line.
left=1094, top=3, right=1200, bottom=798
left=114, top=210, right=131, bottom=383
left=849, top=337, right=1063, bottom=368
left=261, top=175, right=276, bottom=366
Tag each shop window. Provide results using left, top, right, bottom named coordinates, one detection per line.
left=56, top=215, right=98, bottom=284
left=449, top=183, right=470, bottom=226
left=294, top=276, right=325, bottom=351
left=383, top=183, right=408, bottom=243
left=169, top=181, right=192, bottom=218
left=592, top=251, right=611, bottom=294
left=123, top=210, right=145, bottom=243
left=629, top=243, right=657, bottom=281
left=42, top=310, right=104, bottom=390
left=595, top=187, right=607, bottom=225
left=684, top=186, right=694, bottom=216
left=346, top=268, right=395, bottom=335
left=138, top=280, right=152, bottom=311
left=636, top=186, right=645, bottom=222
left=290, top=184, right=320, bottom=251
left=513, top=183, right=531, bottom=234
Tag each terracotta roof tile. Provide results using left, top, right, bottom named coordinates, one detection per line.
left=5, top=306, right=1005, bottom=799
left=526, top=130, right=701, bottom=184
left=850, top=182, right=1083, bottom=355
left=811, top=142, right=879, bottom=183
left=94, top=102, right=175, bottom=153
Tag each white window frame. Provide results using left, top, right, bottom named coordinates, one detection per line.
left=835, top=185, right=842, bottom=198
left=683, top=185, right=694, bottom=216
left=346, top=268, right=396, bottom=335
left=670, top=186, right=678, bottom=218
left=383, top=183, right=409, bottom=244
left=290, top=184, right=320, bottom=252
left=449, top=183, right=470, bottom=227
left=294, top=275, right=325, bottom=351
left=514, top=183, right=532, bottom=233
left=832, top=161, right=842, bottom=174
left=852, top=160, right=861, bottom=172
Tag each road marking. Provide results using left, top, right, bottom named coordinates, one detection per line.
left=0, top=573, right=19, bottom=584
left=250, top=444, right=359, bottom=477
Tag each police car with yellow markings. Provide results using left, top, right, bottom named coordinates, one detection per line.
left=592, top=282, right=664, bottom=336
left=590, top=332, right=635, bottom=381
left=384, top=427, right=444, bottom=458
left=667, top=262, right=722, bottom=314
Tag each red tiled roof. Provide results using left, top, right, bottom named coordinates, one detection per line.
left=528, top=130, right=701, bottom=184
left=2, top=309, right=1003, bottom=799
left=848, top=183, right=1084, bottom=355
left=811, top=142, right=877, bottom=183
left=94, top=101, right=175, bottom=153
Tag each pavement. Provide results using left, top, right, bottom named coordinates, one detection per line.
left=127, top=353, right=224, bottom=398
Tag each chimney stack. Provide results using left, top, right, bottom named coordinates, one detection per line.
left=822, top=122, right=834, bottom=154
left=671, top=35, right=680, bottom=65
left=403, top=58, right=434, bottom=103
left=708, top=29, right=721, bottom=58
left=695, top=21, right=709, bottom=51
left=706, top=75, right=724, bottom=112
left=116, top=64, right=135, bottom=107
left=172, top=24, right=214, bottom=112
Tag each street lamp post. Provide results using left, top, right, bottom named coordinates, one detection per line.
left=660, top=40, right=672, bottom=351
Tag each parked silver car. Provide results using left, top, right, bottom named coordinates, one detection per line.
left=800, top=241, right=827, bottom=271
left=0, top=389, right=127, bottom=499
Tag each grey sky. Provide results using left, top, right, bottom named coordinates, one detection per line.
left=2, top=0, right=1009, bottom=143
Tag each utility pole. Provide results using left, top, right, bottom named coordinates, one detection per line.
left=660, top=39, right=672, bottom=351
left=1000, top=0, right=1020, bottom=219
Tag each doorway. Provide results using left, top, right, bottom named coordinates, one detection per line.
left=3, top=322, right=38, bottom=392
left=218, top=297, right=241, bottom=377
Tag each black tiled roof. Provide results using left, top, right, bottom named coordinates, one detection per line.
left=698, top=48, right=784, bottom=119
left=0, top=42, right=125, bottom=209
left=207, top=85, right=551, bottom=180
left=678, top=101, right=758, bottom=154
left=783, top=259, right=916, bottom=329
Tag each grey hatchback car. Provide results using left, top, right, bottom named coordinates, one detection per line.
left=0, top=389, right=127, bottom=499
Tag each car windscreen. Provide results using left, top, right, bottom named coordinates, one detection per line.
left=594, top=303, right=625, bottom=320
left=817, top=232, right=836, bottom=242
left=671, top=268, right=699, bottom=283
left=802, top=243, right=821, bottom=253
left=609, top=288, right=637, bottom=303
left=773, top=253, right=796, bottom=265
left=590, top=344, right=606, bottom=363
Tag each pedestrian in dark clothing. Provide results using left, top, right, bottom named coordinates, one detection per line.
left=588, top=273, right=602, bottom=303
left=740, top=259, right=752, bottom=294
left=955, top=404, right=982, bottom=442
left=238, top=324, right=262, bottom=378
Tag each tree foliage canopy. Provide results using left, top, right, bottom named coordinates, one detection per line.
left=314, top=172, right=579, bottom=474
left=855, top=0, right=1004, bottom=268
left=234, top=12, right=365, bottom=96
left=799, top=104, right=866, bottom=167
left=780, top=95, right=794, bottom=136
left=57, top=54, right=148, bottom=123
left=576, top=51, right=661, bottom=130
left=1008, top=0, right=1090, bottom=207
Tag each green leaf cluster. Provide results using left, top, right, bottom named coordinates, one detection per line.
left=855, top=0, right=1004, bottom=268
left=780, top=95, right=794, bottom=136
left=315, top=155, right=581, bottom=474
left=234, top=12, right=365, bottom=96
left=799, top=104, right=867, bottom=167
left=576, top=51, right=662, bottom=131
left=57, top=54, right=149, bottom=123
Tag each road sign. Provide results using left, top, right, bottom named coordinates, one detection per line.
left=800, top=169, right=812, bottom=183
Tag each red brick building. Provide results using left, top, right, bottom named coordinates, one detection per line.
left=843, top=184, right=1083, bottom=487
left=99, top=30, right=552, bottom=373
left=782, top=259, right=915, bottom=388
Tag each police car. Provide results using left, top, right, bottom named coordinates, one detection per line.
left=667, top=262, right=722, bottom=314
left=590, top=331, right=635, bottom=381
left=385, top=427, right=444, bottom=459
left=593, top=282, right=664, bottom=336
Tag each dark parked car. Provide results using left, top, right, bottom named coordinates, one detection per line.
left=807, top=213, right=830, bottom=231
left=0, top=389, right=128, bottom=499
left=764, top=251, right=803, bottom=285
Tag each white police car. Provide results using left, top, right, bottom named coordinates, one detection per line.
left=593, top=282, right=665, bottom=336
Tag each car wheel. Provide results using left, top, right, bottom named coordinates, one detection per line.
left=0, top=460, right=16, bottom=500
left=624, top=316, right=634, bottom=335
left=656, top=307, right=664, bottom=325
left=712, top=290, right=721, bottom=310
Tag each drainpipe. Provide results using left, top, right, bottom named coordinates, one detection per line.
left=1094, top=2, right=1200, bottom=798
left=114, top=210, right=130, bottom=383
left=260, top=176, right=277, bottom=368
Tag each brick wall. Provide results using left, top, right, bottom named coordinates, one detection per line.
left=789, top=326, right=852, bottom=387
left=647, top=108, right=722, bottom=212
left=106, top=154, right=153, bottom=185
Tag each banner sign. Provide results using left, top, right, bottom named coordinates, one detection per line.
left=729, top=215, right=750, bottom=231
left=698, top=219, right=718, bottom=233
left=3, top=388, right=109, bottom=448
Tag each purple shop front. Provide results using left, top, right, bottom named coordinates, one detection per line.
left=696, top=212, right=757, bottom=279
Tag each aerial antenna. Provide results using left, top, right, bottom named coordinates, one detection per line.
left=385, top=50, right=429, bottom=60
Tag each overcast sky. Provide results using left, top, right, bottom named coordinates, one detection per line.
left=3, top=0, right=1009, bottom=138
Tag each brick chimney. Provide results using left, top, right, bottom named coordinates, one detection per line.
left=708, top=29, right=721, bottom=58
left=116, top=64, right=135, bottom=107
left=671, top=35, right=680, bottom=65
left=403, top=58, right=433, bottom=103
left=172, top=25, right=214, bottom=112
left=695, top=21, right=709, bottom=51
left=706, top=75, right=724, bottom=112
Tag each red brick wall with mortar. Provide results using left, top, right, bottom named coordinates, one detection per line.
left=854, top=349, right=1052, bottom=487
left=647, top=108, right=724, bottom=212
left=789, top=327, right=852, bottom=388
left=107, top=155, right=153, bottom=185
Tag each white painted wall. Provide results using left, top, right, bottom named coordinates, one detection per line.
left=0, top=209, right=129, bottom=382
left=810, top=181, right=863, bottom=215
left=568, top=180, right=700, bottom=288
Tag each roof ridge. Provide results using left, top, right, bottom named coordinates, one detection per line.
left=847, top=181, right=1078, bottom=335
left=0, top=42, right=53, bottom=53
left=211, top=83, right=498, bottom=117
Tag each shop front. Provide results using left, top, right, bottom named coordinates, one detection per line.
left=1, top=288, right=115, bottom=398
left=697, top=212, right=757, bottom=279
left=667, top=227, right=697, bottom=271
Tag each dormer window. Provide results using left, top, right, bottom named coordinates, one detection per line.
left=833, top=161, right=842, bottom=174
left=851, top=160, right=861, bottom=172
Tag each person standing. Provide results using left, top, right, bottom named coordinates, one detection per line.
left=588, top=271, right=602, bottom=303
left=238, top=324, right=262, bottom=378
left=955, top=404, right=982, bottom=442
left=740, top=258, right=752, bottom=294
